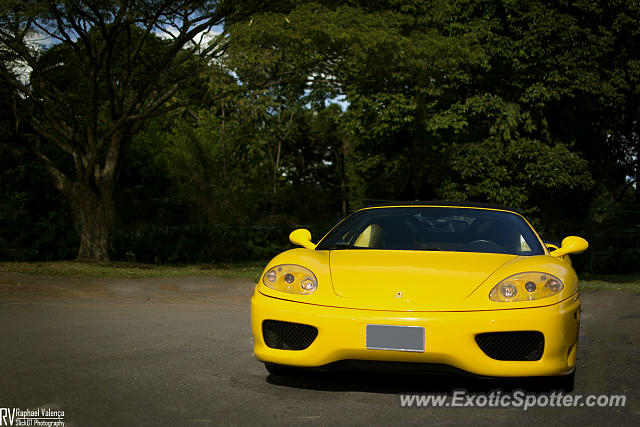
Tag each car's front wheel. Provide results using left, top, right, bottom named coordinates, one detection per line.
left=546, top=370, right=575, bottom=392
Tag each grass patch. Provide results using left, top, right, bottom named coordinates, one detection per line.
left=1, top=262, right=639, bottom=291
left=0, top=260, right=267, bottom=281
left=580, top=273, right=640, bottom=291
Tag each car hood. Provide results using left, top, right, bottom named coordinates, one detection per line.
left=329, top=250, right=517, bottom=311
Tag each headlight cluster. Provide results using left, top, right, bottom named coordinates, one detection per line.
left=262, top=264, right=318, bottom=295
left=489, top=272, right=564, bottom=302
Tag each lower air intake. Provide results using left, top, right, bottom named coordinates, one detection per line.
left=262, top=320, right=318, bottom=350
left=475, top=331, right=544, bottom=361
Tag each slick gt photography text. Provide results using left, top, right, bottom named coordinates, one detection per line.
left=399, top=390, right=627, bottom=410
left=0, top=408, right=65, bottom=427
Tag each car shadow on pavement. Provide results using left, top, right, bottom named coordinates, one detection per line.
left=265, top=363, right=570, bottom=394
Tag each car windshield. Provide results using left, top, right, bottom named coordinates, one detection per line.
left=316, top=207, right=544, bottom=256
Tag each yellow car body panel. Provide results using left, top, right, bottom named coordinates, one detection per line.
left=251, top=204, right=585, bottom=377
left=257, top=249, right=578, bottom=311
left=252, top=290, right=580, bottom=377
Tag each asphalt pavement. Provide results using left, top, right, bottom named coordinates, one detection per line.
left=0, top=273, right=638, bottom=426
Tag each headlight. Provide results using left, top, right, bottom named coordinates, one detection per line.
left=489, top=272, right=564, bottom=302
left=262, top=264, right=318, bottom=295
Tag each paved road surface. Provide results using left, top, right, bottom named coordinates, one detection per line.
left=0, top=273, right=638, bottom=426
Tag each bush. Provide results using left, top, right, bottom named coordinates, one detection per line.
left=110, top=223, right=331, bottom=264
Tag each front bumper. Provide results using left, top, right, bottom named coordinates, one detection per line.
left=251, top=289, right=580, bottom=377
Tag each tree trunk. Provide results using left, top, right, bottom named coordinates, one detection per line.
left=636, top=137, right=640, bottom=203
left=73, top=182, right=115, bottom=262
left=221, top=103, right=227, bottom=184
left=340, top=136, right=349, bottom=217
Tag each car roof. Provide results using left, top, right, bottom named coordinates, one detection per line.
left=360, top=201, right=520, bottom=214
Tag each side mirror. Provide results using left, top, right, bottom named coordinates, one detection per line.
left=289, top=228, right=317, bottom=250
left=549, top=236, right=588, bottom=258
left=544, top=241, right=559, bottom=252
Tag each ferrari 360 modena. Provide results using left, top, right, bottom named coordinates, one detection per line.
left=251, top=203, right=588, bottom=389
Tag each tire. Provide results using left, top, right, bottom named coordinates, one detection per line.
left=547, top=370, right=576, bottom=392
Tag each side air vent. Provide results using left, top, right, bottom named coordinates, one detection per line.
left=262, top=320, right=318, bottom=350
left=475, top=331, right=544, bottom=361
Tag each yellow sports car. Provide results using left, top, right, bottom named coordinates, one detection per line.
left=251, top=203, right=588, bottom=388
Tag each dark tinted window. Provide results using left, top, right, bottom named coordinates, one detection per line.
left=316, top=207, right=544, bottom=256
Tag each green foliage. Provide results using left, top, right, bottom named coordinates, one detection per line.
left=2, top=0, right=640, bottom=272
left=0, top=153, right=78, bottom=260
left=0, top=260, right=266, bottom=279
left=438, top=137, right=593, bottom=205
left=341, top=0, right=637, bottom=226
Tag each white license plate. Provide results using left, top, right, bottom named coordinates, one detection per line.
left=366, top=324, right=425, bottom=352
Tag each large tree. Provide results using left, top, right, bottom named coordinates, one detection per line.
left=0, top=0, right=265, bottom=261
